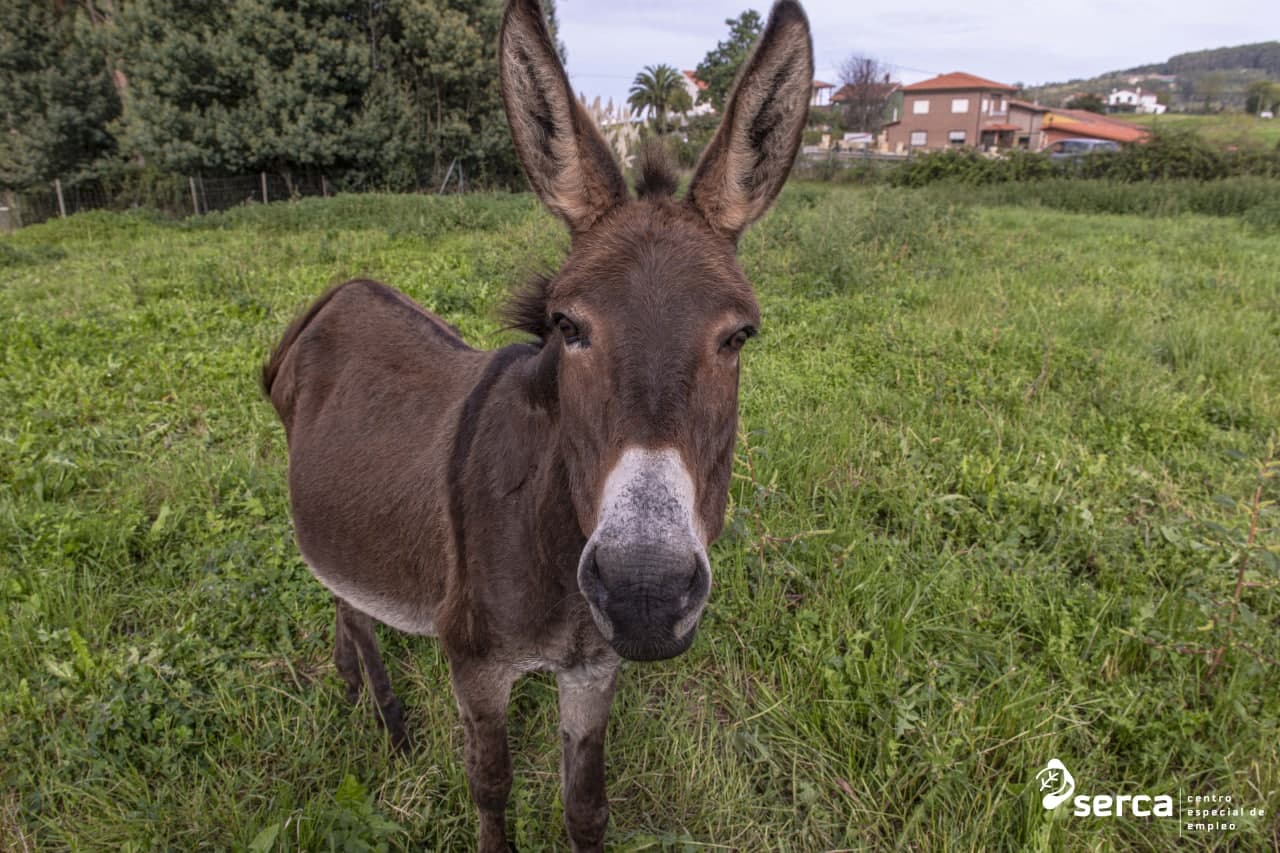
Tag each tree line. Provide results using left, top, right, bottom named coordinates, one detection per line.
left=1, top=0, right=571, bottom=194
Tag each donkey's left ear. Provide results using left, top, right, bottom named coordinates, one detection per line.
left=686, top=1, right=813, bottom=241
left=500, top=0, right=629, bottom=237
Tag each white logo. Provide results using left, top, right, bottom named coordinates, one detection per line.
left=1035, top=758, right=1175, bottom=818
left=1037, top=758, right=1075, bottom=810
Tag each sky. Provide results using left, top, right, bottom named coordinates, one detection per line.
left=555, top=0, right=1278, bottom=107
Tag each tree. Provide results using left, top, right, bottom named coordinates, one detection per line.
left=835, top=54, right=891, bottom=132
left=1196, top=71, right=1227, bottom=113
left=110, top=0, right=519, bottom=190
left=111, top=0, right=370, bottom=180
left=367, top=0, right=515, bottom=190
left=693, top=10, right=762, bottom=112
left=627, top=64, right=692, bottom=135
left=1065, top=93, right=1106, bottom=113
left=1245, top=79, right=1280, bottom=114
left=0, top=2, right=121, bottom=188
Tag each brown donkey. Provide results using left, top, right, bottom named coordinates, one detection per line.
left=263, top=1, right=812, bottom=848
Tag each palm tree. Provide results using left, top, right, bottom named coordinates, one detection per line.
left=627, top=64, right=692, bottom=135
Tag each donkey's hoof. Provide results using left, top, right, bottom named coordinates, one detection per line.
left=377, top=698, right=411, bottom=754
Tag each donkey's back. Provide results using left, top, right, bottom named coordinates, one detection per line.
left=264, top=278, right=491, bottom=636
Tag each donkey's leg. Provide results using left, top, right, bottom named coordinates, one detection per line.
left=332, top=595, right=363, bottom=705
left=336, top=598, right=410, bottom=753
left=451, top=662, right=518, bottom=853
left=556, top=665, right=618, bottom=853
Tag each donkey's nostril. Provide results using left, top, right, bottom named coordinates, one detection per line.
left=685, top=561, right=701, bottom=594
left=577, top=543, right=603, bottom=598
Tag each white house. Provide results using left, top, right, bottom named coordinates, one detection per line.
left=681, top=71, right=718, bottom=117
left=1107, top=87, right=1166, bottom=115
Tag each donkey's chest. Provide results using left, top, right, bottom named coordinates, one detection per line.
left=512, top=644, right=620, bottom=684
left=501, top=598, right=616, bottom=677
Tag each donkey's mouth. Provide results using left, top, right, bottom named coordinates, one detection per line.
left=577, top=539, right=711, bottom=662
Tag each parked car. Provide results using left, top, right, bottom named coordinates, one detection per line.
left=1045, top=138, right=1121, bottom=159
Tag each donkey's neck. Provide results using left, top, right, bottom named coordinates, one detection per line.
left=451, top=341, right=597, bottom=652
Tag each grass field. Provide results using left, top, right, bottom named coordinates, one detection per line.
left=2, top=183, right=1278, bottom=850
left=1126, top=112, right=1280, bottom=148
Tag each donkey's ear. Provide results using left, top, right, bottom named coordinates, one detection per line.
left=500, top=0, right=629, bottom=236
left=686, top=1, right=813, bottom=241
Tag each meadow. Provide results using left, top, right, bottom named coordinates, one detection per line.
left=1124, top=112, right=1280, bottom=149
left=2, top=182, right=1278, bottom=850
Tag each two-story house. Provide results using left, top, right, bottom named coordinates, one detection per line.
left=882, top=72, right=1020, bottom=152
left=1106, top=87, right=1166, bottom=114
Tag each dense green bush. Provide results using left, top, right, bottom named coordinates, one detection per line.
left=883, top=129, right=1280, bottom=189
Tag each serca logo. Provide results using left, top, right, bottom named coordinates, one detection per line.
left=1034, top=758, right=1174, bottom=818
left=1037, top=758, right=1076, bottom=810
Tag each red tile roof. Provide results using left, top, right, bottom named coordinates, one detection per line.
left=902, top=72, right=1017, bottom=92
left=1041, top=109, right=1148, bottom=143
left=682, top=70, right=708, bottom=91
left=830, top=81, right=898, bottom=103
left=1009, top=99, right=1049, bottom=113
left=983, top=123, right=1021, bottom=132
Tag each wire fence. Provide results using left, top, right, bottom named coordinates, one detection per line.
left=0, top=156, right=480, bottom=232
left=0, top=153, right=883, bottom=231
left=1, top=172, right=335, bottom=231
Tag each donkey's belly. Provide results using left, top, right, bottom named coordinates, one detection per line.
left=287, top=413, right=459, bottom=638
left=303, top=555, right=439, bottom=636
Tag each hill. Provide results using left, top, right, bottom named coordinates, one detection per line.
left=1123, top=42, right=1280, bottom=77
left=1022, top=41, right=1280, bottom=112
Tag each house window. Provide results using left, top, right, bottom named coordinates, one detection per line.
left=949, top=130, right=966, bottom=145
left=912, top=98, right=929, bottom=115
left=991, top=94, right=1005, bottom=114
left=951, top=98, right=970, bottom=113
left=910, top=131, right=927, bottom=147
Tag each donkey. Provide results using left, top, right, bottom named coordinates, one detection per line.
left=263, top=1, right=812, bottom=848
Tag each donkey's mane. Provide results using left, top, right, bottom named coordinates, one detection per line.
left=634, top=141, right=679, bottom=200
left=501, top=144, right=680, bottom=341
left=502, top=272, right=554, bottom=340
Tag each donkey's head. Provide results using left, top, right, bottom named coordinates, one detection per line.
left=500, top=0, right=812, bottom=661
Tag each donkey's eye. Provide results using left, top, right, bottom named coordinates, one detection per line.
left=553, top=314, right=582, bottom=344
left=723, top=326, right=756, bottom=353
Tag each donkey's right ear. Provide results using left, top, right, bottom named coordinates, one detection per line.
left=500, top=0, right=629, bottom=237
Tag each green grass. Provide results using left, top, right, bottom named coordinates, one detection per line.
left=1126, top=112, right=1280, bottom=148
left=2, top=184, right=1278, bottom=850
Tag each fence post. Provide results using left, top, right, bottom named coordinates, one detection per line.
left=321, top=176, right=330, bottom=198
left=54, top=178, right=67, bottom=218
left=261, top=172, right=268, bottom=204
left=189, top=176, right=199, bottom=216
left=4, top=189, right=20, bottom=229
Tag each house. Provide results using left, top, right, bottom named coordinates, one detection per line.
left=881, top=72, right=1021, bottom=152
left=1002, top=100, right=1148, bottom=149
left=830, top=77, right=898, bottom=108
left=811, top=80, right=834, bottom=107
left=680, top=71, right=717, bottom=117
left=1106, top=87, right=1166, bottom=114
left=879, top=70, right=1150, bottom=153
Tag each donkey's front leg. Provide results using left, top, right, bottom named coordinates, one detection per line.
left=556, top=664, right=619, bottom=852
left=452, top=662, right=518, bottom=853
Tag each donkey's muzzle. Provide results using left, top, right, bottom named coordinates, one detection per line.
left=578, top=539, right=711, bottom=662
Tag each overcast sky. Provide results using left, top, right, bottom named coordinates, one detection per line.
left=556, top=0, right=1278, bottom=107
